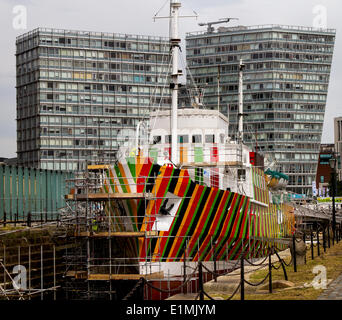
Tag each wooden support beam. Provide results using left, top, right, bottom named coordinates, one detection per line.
left=88, top=271, right=164, bottom=281
left=65, top=271, right=88, bottom=279
left=65, top=193, right=147, bottom=201
left=75, top=231, right=159, bottom=238
left=87, top=164, right=111, bottom=170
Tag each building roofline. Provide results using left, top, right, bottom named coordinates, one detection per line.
left=16, top=27, right=170, bottom=42
left=186, top=24, right=336, bottom=37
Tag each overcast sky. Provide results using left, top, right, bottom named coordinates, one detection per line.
left=0, top=0, right=340, bottom=158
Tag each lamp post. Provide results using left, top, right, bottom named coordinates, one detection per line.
left=329, top=155, right=337, bottom=243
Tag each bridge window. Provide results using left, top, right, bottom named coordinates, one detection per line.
left=220, top=134, right=225, bottom=144
left=192, top=135, right=202, bottom=143
left=178, top=135, right=189, bottom=143
left=152, top=136, right=161, bottom=144
left=205, top=134, right=215, bottom=143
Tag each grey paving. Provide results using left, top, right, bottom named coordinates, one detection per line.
left=318, top=273, right=342, bottom=300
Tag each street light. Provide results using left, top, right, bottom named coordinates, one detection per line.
left=329, top=155, right=337, bottom=243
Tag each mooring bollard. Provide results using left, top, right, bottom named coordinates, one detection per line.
left=198, top=261, right=204, bottom=301
left=240, top=255, right=245, bottom=301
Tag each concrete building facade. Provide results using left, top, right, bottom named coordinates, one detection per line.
left=16, top=28, right=171, bottom=171
left=185, top=24, right=336, bottom=196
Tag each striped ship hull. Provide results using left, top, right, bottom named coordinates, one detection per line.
left=101, top=155, right=295, bottom=265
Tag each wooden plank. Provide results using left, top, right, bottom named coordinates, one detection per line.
left=76, top=231, right=159, bottom=238
left=65, top=271, right=88, bottom=279
left=88, top=165, right=111, bottom=170
left=88, top=271, right=164, bottom=281
left=65, top=193, right=146, bottom=201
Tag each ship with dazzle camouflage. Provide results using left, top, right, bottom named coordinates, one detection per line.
left=65, top=0, right=295, bottom=297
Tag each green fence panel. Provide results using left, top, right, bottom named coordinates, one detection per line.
left=0, top=166, right=4, bottom=220
left=11, top=166, right=18, bottom=219
left=51, top=171, right=57, bottom=218
left=57, top=171, right=63, bottom=209
left=0, top=165, right=73, bottom=222
left=30, top=168, right=36, bottom=215
left=23, top=167, right=29, bottom=216
left=17, top=167, right=23, bottom=220
left=36, top=169, right=41, bottom=214
left=40, top=170, right=47, bottom=218
left=46, top=170, right=52, bottom=215
left=4, top=166, right=11, bottom=220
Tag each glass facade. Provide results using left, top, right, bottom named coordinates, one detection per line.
left=16, top=28, right=171, bottom=171
left=186, top=25, right=336, bottom=196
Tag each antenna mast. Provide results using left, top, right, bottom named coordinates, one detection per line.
left=170, top=0, right=181, bottom=164
left=238, top=59, right=245, bottom=143
left=153, top=1, right=197, bottom=164
left=217, top=65, right=220, bottom=111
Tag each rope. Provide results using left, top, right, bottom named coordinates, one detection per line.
left=203, top=285, right=246, bottom=301
left=244, top=272, right=270, bottom=287
left=122, top=277, right=145, bottom=300
left=244, top=255, right=268, bottom=267
left=201, top=260, right=240, bottom=277
left=202, top=290, right=216, bottom=300
left=273, top=247, right=292, bottom=266
left=271, top=262, right=282, bottom=270
left=225, top=282, right=242, bottom=300
left=281, top=257, right=292, bottom=267
left=145, top=265, right=199, bottom=294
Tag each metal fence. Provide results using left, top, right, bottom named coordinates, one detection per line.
left=0, top=165, right=73, bottom=223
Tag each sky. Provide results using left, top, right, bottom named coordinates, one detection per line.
left=0, top=0, right=341, bottom=158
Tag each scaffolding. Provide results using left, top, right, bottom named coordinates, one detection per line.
left=0, top=228, right=69, bottom=300
left=60, top=162, right=287, bottom=300
left=61, top=164, right=166, bottom=299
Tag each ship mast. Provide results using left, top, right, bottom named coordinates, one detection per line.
left=238, top=59, right=245, bottom=143
left=170, top=0, right=181, bottom=164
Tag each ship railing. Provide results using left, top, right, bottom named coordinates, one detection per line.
left=141, top=145, right=244, bottom=163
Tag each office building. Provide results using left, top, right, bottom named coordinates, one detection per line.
left=334, top=117, right=342, bottom=180
left=315, top=143, right=334, bottom=197
left=16, top=28, right=171, bottom=170
left=186, top=24, right=336, bottom=195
